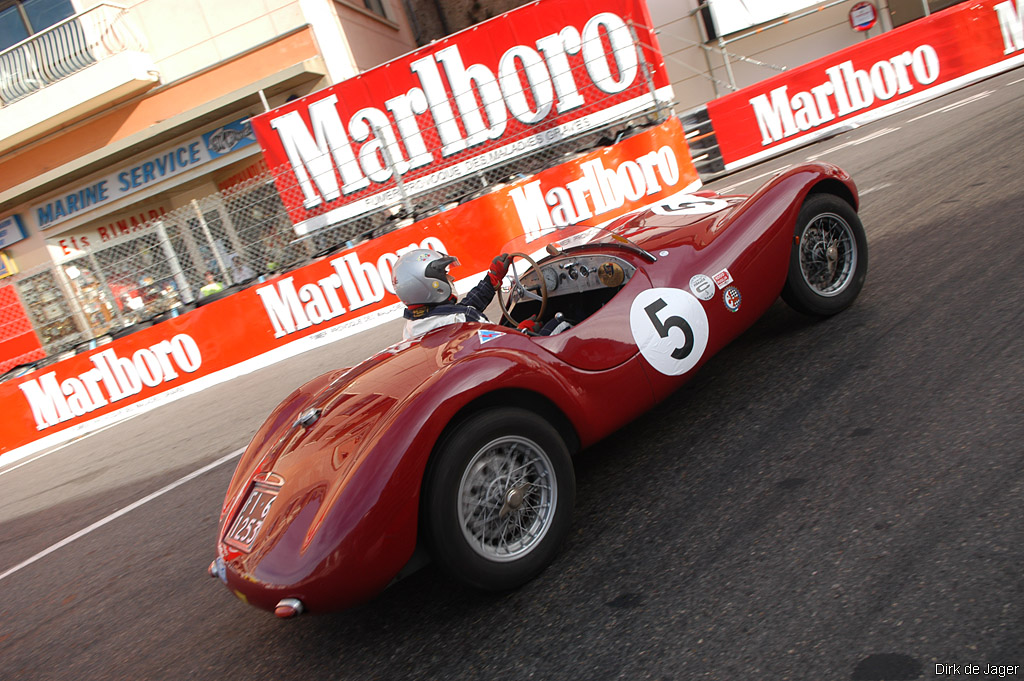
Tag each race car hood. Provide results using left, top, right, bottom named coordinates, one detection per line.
left=603, top=162, right=856, bottom=254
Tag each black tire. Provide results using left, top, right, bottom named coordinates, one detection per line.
left=422, top=407, right=575, bottom=591
left=781, top=193, right=868, bottom=317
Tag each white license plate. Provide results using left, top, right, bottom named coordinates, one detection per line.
left=224, top=482, right=279, bottom=552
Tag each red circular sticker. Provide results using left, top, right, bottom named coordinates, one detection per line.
left=849, top=1, right=877, bottom=31
left=723, top=286, right=742, bottom=312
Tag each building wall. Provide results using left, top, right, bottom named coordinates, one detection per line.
left=0, top=28, right=323, bottom=201
left=70, top=0, right=307, bottom=84
left=336, top=0, right=419, bottom=68
left=649, top=0, right=896, bottom=112
left=404, top=0, right=530, bottom=44
left=74, top=0, right=310, bottom=84
left=0, top=0, right=422, bottom=361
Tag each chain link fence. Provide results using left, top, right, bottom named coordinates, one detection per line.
left=2, top=21, right=676, bottom=380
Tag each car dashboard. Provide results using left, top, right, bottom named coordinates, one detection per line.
left=518, top=254, right=636, bottom=298
left=502, top=253, right=638, bottom=329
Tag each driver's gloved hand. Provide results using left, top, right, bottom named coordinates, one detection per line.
left=488, top=253, right=511, bottom=286
left=517, top=315, right=540, bottom=334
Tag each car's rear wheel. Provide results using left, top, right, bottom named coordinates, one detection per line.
left=781, top=193, right=868, bottom=316
left=423, top=407, right=575, bottom=591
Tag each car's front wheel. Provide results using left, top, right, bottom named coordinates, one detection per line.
left=782, top=193, right=868, bottom=316
left=422, top=407, right=575, bottom=591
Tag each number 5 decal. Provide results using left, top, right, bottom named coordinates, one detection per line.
left=650, top=191, right=729, bottom=217
left=629, top=288, right=709, bottom=376
left=644, top=298, right=694, bottom=360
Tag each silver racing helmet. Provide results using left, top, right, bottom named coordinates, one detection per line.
left=392, top=249, right=460, bottom=305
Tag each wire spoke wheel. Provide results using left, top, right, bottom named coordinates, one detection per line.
left=458, top=436, right=556, bottom=562
left=423, top=407, right=574, bottom=591
left=782, top=194, right=868, bottom=317
left=798, top=212, right=857, bottom=297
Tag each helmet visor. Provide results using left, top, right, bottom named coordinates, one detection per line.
left=424, top=255, right=459, bottom=281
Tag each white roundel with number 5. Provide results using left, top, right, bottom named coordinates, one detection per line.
left=629, top=287, right=710, bottom=376
left=651, top=192, right=729, bottom=216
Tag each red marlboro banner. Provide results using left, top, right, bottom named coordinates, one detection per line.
left=707, top=0, right=1024, bottom=167
left=251, top=0, right=672, bottom=236
left=0, top=117, right=698, bottom=459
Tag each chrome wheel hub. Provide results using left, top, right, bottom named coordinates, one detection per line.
left=799, top=212, right=858, bottom=297
left=458, top=436, right=556, bottom=562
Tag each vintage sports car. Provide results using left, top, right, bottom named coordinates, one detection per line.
left=209, top=162, right=867, bottom=617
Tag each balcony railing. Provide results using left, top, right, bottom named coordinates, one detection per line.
left=0, top=4, right=148, bottom=107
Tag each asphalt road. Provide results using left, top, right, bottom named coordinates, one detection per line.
left=1, top=68, right=1022, bottom=681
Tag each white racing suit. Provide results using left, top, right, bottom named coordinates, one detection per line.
left=402, top=277, right=495, bottom=340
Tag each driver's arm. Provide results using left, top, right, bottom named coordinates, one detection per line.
left=459, top=254, right=509, bottom=313
left=459, top=278, right=496, bottom=313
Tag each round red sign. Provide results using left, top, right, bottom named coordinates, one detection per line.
left=849, top=1, right=877, bottom=31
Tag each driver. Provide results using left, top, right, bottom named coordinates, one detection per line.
left=392, top=249, right=512, bottom=340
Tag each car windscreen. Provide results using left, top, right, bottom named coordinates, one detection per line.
left=500, top=223, right=652, bottom=265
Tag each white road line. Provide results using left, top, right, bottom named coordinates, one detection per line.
left=809, top=127, right=899, bottom=159
left=718, top=165, right=790, bottom=193
left=0, top=421, right=123, bottom=479
left=0, top=447, right=244, bottom=584
left=859, top=183, right=892, bottom=196
left=909, top=90, right=993, bottom=122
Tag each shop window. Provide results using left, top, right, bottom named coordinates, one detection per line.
left=16, top=267, right=83, bottom=353
left=59, top=258, right=123, bottom=336
left=11, top=184, right=312, bottom=354
left=363, top=0, right=386, bottom=17
left=92, top=232, right=189, bottom=323
left=186, top=209, right=234, bottom=283
left=223, top=181, right=310, bottom=275
left=51, top=224, right=196, bottom=338
left=163, top=222, right=199, bottom=300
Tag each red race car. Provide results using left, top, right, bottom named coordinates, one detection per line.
left=209, top=162, right=867, bottom=617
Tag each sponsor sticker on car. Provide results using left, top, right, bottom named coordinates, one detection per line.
left=712, top=268, right=733, bottom=289
left=723, top=286, right=742, bottom=312
left=689, top=274, right=715, bottom=301
left=478, top=329, right=505, bottom=344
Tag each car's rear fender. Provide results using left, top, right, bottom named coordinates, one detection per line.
left=219, top=367, right=351, bottom=523
left=308, top=337, right=652, bottom=589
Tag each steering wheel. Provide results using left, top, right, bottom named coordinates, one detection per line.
left=497, top=251, right=548, bottom=326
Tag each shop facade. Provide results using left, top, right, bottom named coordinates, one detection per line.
left=0, top=0, right=423, bottom=374
left=1, top=105, right=316, bottom=366
left=37, top=122, right=297, bottom=335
